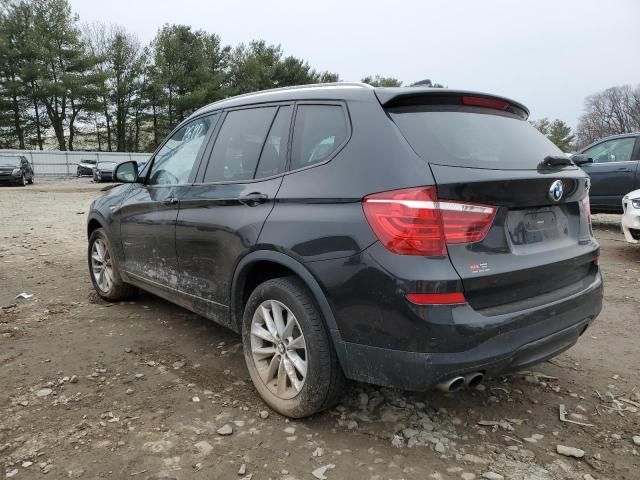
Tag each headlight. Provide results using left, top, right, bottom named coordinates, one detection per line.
left=632, top=199, right=640, bottom=209
left=12, top=168, right=21, bottom=176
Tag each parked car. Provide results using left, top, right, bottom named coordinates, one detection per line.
left=92, top=160, right=118, bottom=182
left=0, top=154, right=34, bottom=186
left=87, top=84, right=603, bottom=417
left=572, top=133, right=640, bottom=213
left=622, top=189, right=640, bottom=243
left=77, top=159, right=97, bottom=177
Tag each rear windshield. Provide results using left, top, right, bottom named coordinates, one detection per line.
left=389, top=108, right=566, bottom=170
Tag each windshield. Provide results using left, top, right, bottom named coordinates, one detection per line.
left=389, top=108, right=566, bottom=170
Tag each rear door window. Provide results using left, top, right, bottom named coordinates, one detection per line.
left=203, top=107, right=278, bottom=183
left=389, top=107, right=566, bottom=170
left=290, top=105, right=348, bottom=170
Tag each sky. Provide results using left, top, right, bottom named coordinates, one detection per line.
left=69, top=0, right=640, bottom=129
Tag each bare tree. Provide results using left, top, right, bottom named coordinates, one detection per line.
left=576, top=84, right=640, bottom=148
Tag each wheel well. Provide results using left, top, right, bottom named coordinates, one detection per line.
left=87, top=219, right=102, bottom=239
left=233, top=260, right=298, bottom=330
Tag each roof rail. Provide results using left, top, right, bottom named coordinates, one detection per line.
left=219, top=81, right=372, bottom=102
left=191, top=82, right=373, bottom=116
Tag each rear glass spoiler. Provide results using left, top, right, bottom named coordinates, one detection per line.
left=374, top=88, right=529, bottom=120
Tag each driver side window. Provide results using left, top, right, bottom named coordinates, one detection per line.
left=148, top=114, right=217, bottom=186
left=583, top=137, right=635, bottom=164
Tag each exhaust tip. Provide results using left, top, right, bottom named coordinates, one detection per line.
left=436, top=376, right=466, bottom=393
left=464, top=372, right=484, bottom=389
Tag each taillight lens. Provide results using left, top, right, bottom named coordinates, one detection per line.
left=362, top=186, right=496, bottom=256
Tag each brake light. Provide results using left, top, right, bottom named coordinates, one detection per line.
left=362, top=187, right=496, bottom=256
left=462, top=96, right=510, bottom=111
left=406, top=292, right=466, bottom=305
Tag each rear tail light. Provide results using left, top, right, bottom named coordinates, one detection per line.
left=362, top=186, right=496, bottom=256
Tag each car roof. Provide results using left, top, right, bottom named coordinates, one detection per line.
left=190, top=82, right=530, bottom=119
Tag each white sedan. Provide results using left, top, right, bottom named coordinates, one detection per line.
left=622, top=189, right=640, bottom=244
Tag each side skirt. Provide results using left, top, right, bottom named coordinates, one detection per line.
left=125, top=271, right=234, bottom=332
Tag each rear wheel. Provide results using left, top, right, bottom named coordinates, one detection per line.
left=88, top=228, right=135, bottom=301
left=242, top=276, right=344, bottom=418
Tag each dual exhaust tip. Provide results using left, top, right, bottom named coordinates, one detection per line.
left=435, top=372, right=484, bottom=393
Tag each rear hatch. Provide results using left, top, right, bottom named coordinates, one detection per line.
left=381, top=91, right=598, bottom=314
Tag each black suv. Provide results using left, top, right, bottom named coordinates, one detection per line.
left=0, top=154, right=34, bottom=186
left=87, top=84, right=603, bottom=417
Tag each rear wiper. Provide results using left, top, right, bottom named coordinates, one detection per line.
left=539, top=155, right=574, bottom=169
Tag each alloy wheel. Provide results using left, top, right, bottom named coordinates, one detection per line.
left=250, top=300, right=307, bottom=400
left=91, top=238, right=114, bottom=294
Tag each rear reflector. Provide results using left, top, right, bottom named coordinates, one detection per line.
left=462, top=96, right=510, bottom=111
left=580, top=195, right=592, bottom=226
left=362, top=186, right=496, bottom=256
left=406, top=292, right=466, bottom=305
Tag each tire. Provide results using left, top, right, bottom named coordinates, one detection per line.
left=88, top=228, right=136, bottom=301
left=19, top=173, right=26, bottom=187
left=242, top=276, right=345, bottom=418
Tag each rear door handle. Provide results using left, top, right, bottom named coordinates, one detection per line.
left=616, top=167, right=632, bottom=172
left=163, top=197, right=179, bottom=206
left=239, top=193, right=268, bottom=207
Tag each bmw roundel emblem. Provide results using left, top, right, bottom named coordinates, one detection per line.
left=549, top=180, right=564, bottom=202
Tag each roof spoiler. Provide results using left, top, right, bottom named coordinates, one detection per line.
left=374, top=88, right=529, bottom=120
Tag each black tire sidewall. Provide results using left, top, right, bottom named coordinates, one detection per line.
left=242, top=278, right=334, bottom=418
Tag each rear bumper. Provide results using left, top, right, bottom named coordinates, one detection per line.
left=319, top=258, right=603, bottom=390
left=336, top=312, right=595, bottom=391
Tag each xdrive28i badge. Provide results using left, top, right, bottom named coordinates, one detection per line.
left=548, top=180, right=564, bottom=202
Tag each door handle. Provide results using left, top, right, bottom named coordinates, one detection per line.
left=163, top=197, right=179, bottom=206
left=616, top=167, right=631, bottom=172
left=239, top=193, right=268, bottom=207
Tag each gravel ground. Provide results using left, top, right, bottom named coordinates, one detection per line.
left=0, top=179, right=639, bottom=480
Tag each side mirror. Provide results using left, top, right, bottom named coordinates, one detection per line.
left=571, top=154, right=593, bottom=166
left=114, top=161, right=139, bottom=183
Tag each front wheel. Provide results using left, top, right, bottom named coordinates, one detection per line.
left=242, top=276, right=344, bottom=418
left=18, top=173, right=26, bottom=186
left=88, top=228, right=136, bottom=301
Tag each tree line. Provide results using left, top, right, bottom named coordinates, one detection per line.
left=0, top=0, right=343, bottom=152
left=532, top=83, right=640, bottom=152
left=1, top=0, right=636, bottom=153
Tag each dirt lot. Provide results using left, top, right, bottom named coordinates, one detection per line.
left=0, top=179, right=639, bottom=480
